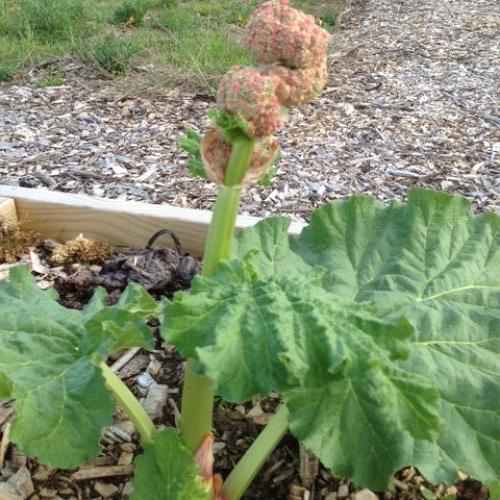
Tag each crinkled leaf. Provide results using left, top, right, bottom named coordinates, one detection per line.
left=83, top=283, right=159, bottom=324
left=83, top=284, right=157, bottom=353
left=284, top=366, right=441, bottom=488
left=131, top=429, right=207, bottom=500
left=287, top=190, right=500, bottom=486
left=163, top=254, right=439, bottom=489
left=0, top=267, right=155, bottom=468
left=164, top=256, right=418, bottom=401
left=257, top=149, right=282, bottom=186
left=257, top=165, right=276, bottom=187
left=116, top=282, right=162, bottom=320
left=488, top=481, right=500, bottom=499
left=82, top=287, right=109, bottom=321
left=232, top=217, right=308, bottom=275
left=0, top=282, right=113, bottom=466
left=207, top=108, right=253, bottom=142
left=1, top=266, right=79, bottom=323
left=84, top=308, right=153, bottom=354
left=163, top=190, right=500, bottom=489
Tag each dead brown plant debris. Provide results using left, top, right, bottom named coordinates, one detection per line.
left=54, top=245, right=200, bottom=308
left=0, top=218, right=39, bottom=264
left=50, top=233, right=113, bottom=265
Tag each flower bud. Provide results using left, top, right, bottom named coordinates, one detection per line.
left=244, top=0, right=331, bottom=69
left=262, top=59, right=328, bottom=107
left=201, top=128, right=279, bottom=186
left=217, top=66, right=285, bottom=138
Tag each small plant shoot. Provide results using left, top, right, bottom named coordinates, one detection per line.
left=1, top=1, right=499, bottom=498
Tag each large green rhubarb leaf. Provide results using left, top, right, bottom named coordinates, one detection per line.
left=163, top=190, right=500, bottom=489
left=165, top=256, right=420, bottom=401
left=287, top=190, right=500, bottom=486
left=0, top=372, right=12, bottom=398
left=0, top=267, right=154, bottom=468
left=131, top=429, right=207, bottom=500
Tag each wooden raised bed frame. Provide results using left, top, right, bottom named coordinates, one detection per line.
left=0, top=186, right=304, bottom=255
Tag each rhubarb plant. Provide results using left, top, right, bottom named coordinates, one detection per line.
left=1, top=1, right=499, bottom=499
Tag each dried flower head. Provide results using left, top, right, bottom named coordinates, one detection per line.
left=217, top=66, right=285, bottom=138
left=244, top=0, right=331, bottom=69
left=0, top=218, right=39, bottom=264
left=51, top=234, right=113, bottom=265
left=262, top=60, right=328, bottom=107
left=201, top=128, right=279, bottom=186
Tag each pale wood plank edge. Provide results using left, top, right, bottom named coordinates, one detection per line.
left=0, top=198, right=18, bottom=226
left=0, top=186, right=305, bottom=255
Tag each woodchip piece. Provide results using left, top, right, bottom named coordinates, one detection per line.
left=0, top=0, right=499, bottom=222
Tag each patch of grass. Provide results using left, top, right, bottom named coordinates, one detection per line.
left=37, top=66, right=65, bottom=87
left=295, top=0, right=344, bottom=32
left=0, top=36, right=32, bottom=81
left=0, top=0, right=343, bottom=86
left=112, top=0, right=150, bottom=27
left=160, top=3, right=196, bottom=31
left=154, top=0, right=341, bottom=91
left=157, top=1, right=256, bottom=91
left=148, top=0, right=176, bottom=7
left=0, top=63, right=17, bottom=81
left=175, top=0, right=255, bottom=27
left=17, top=0, right=89, bottom=41
left=163, top=28, right=251, bottom=91
left=88, top=34, right=142, bottom=74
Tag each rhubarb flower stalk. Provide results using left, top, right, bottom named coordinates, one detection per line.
left=200, top=0, right=331, bottom=186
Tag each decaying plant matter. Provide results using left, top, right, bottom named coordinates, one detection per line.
left=50, top=234, right=113, bottom=265
left=0, top=218, right=39, bottom=264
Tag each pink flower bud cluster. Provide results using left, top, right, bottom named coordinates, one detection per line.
left=262, top=61, right=328, bottom=108
left=244, top=0, right=330, bottom=69
left=204, top=1, right=330, bottom=185
left=217, top=67, right=285, bottom=139
left=201, top=128, right=278, bottom=186
left=217, top=0, right=330, bottom=139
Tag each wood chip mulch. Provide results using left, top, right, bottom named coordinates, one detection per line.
left=0, top=0, right=498, bottom=220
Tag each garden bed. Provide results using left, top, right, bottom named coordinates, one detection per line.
left=0, top=186, right=304, bottom=254
left=1, top=1, right=499, bottom=496
left=0, top=188, right=494, bottom=500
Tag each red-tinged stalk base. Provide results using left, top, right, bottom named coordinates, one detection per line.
left=195, top=433, right=225, bottom=499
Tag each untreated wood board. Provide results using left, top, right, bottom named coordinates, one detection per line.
left=0, top=187, right=304, bottom=255
left=0, top=198, right=18, bottom=226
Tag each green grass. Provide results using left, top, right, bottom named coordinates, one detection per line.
left=0, top=0, right=343, bottom=91
left=36, top=65, right=65, bottom=86
left=87, top=34, right=143, bottom=74
left=18, top=0, right=89, bottom=40
left=112, top=0, right=150, bottom=27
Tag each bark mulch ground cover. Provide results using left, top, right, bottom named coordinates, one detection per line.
left=0, top=0, right=498, bottom=220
